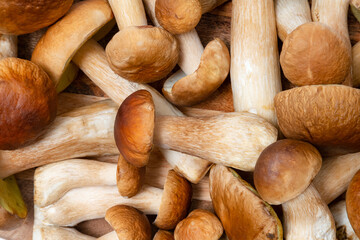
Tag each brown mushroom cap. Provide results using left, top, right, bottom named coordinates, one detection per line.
left=280, top=22, right=351, bottom=86
left=105, top=205, right=151, bottom=240
left=346, top=170, right=360, bottom=237
left=174, top=209, right=223, bottom=240
left=275, top=85, right=360, bottom=151
left=117, top=154, right=146, bottom=198
left=0, top=58, right=57, bottom=150
left=154, top=230, right=174, bottom=240
left=155, top=0, right=201, bottom=35
left=254, top=139, right=322, bottom=205
left=0, top=0, right=73, bottom=35
left=114, top=90, right=155, bottom=168
left=105, top=26, right=179, bottom=83
left=154, top=170, right=192, bottom=230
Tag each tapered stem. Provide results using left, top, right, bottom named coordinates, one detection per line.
left=108, top=0, right=147, bottom=29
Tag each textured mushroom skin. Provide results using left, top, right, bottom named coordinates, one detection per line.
left=105, top=205, right=151, bottom=240
left=106, top=26, right=179, bottom=83
left=174, top=209, right=223, bottom=240
left=0, top=0, right=73, bottom=35
left=114, top=90, right=155, bottom=168
left=280, top=22, right=351, bottom=86
left=154, top=230, right=174, bottom=240
left=154, top=170, right=192, bottom=230
left=0, top=58, right=57, bottom=150
left=254, top=139, right=322, bottom=205
left=275, top=85, right=360, bottom=150
left=210, top=165, right=282, bottom=240
left=346, top=170, right=360, bottom=237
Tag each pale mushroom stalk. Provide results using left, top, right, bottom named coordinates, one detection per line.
left=108, top=0, right=147, bottom=29
left=72, top=39, right=211, bottom=183
left=57, top=93, right=108, bottom=116
left=97, top=231, right=118, bottom=240
left=231, top=0, right=281, bottom=126
left=33, top=225, right=95, bottom=240
left=0, top=100, right=119, bottom=178
left=274, top=0, right=311, bottom=41
left=282, top=184, right=336, bottom=240
left=353, top=41, right=360, bottom=87
left=0, top=34, right=17, bottom=59
left=330, top=200, right=358, bottom=240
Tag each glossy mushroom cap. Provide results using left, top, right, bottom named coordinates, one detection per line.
left=174, top=209, right=223, bottom=240
left=254, top=139, right=322, bottom=205
left=154, top=170, right=192, bottom=230
left=106, top=26, right=179, bottom=83
left=0, top=0, right=73, bottom=35
left=0, top=58, right=57, bottom=150
left=105, top=205, right=151, bottom=240
left=346, top=170, right=360, bottom=237
left=155, top=0, right=202, bottom=35
left=117, top=154, right=146, bottom=198
left=154, top=230, right=174, bottom=240
left=114, top=90, right=155, bottom=168
left=280, top=22, right=351, bottom=86
left=275, top=85, right=360, bottom=151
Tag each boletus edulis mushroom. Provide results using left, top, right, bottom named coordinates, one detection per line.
left=346, top=170, right=360, bottom=237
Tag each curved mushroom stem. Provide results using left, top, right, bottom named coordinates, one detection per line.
left=33, top=225, right=95, bottom=240
left=37, top=185, right=163, bottom=226
left=282, top=184, right=336, bottom=240
left=274, top=0, right=312, bottom=41
left=231, top=0, right=282, bottom=126
left=72, top=39, right=211, bottom=184
left=313, top=152, right=360, bottom=204
left=57, top=93, right=108, bottom=116
left=353, top=42, right=360, bottom=87
left=0, top=34, right=17, bottom=59
left=330, top=200, right=359, bottom=240
left=0, top=100, right=119, bottom=178
left=108, top=0, right=147, bottom=29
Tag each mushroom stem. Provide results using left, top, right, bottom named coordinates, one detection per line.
left=282, top=184, right=336, bottom=240
left=72, top=39, right=211, bottom=184
left=313, top=152, right=360, bottom=204
left=33, top=225, right=95, bottom=240
left=231, top=0, right=282, bottom=126
left=97, top=231, right=118, bottom=240
left=0, top=34, right=17, bottom=59
left=330, top=200, right=358, bottom=240
left=353, top=42, right=360, bottom=87
left=108, top=0, right=147, bottom=29
left=0, top=100, right=119, bottom=178
left=154, top=112, right=277, bottom=171
left=57, top=93, right=108, bottom=116
left=274, top=0, right=312, bottom=41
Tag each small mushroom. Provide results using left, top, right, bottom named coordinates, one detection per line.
left=346, top=170, right=360, bottom=237
left=174, top=209, right=223, bottom=240
left=154, top=230, right=174, bottom=240
left=105, top=205, right=151, bottom=240
left=330, top=200, right=358, bottom=240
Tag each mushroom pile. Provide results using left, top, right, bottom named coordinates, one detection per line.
left=0, top=0, right=360, bottom=239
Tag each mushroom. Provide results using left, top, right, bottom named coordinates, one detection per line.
left=254, top=139, right=336, bottom=240
left=155, top=0, right=228, bottom=34
left=174, top=209, right=223, bottom=240
left=33, top=0, right=212, bottom=184
left=352, top=0, right=360, bottom=23
left=346, top=170, right=360, bottom=237
left=0, top=57, right=57, bottom=150
left=231, top=0, right=281, bottom=126
left=209, top=164, right=283, bottom=239
left=330, top=200, right=358, bottom=240
left=116, top=90, right=277, bottom=171
left=154, top=230, right=174, bottom=240
left=36, top=170, right=192, bottom=229
left=353, top=41, right=360, bottom=87
left=33, top=225, right=95, bottom=240
left=105, top=0, right=179, bottom=83
left=274, top=85, right=360, bottom=151
left=105, top=205, right=151, bottom=240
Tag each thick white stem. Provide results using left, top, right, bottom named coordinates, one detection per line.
left=274, top=0, right=312, bottom=41
left=0, top=34, right=17, bottom=59
left=282, top=184, right=336, bottom=240
left=33, top=225, right=95, bottom=240
left=330, top=200, right=358, bottom=240
left=108, top=0, right=147, bottom=29
left=37, top=185, right=163, bottom=226
left=231, top=0, right=281, bottom=126
left=72, top=39, right=211, bottom=183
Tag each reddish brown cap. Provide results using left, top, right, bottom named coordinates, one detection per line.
left=346, top=170, right=360, bottom=237
left=254, top=139, right=322, bottom=205
left=0, top=58, right=57, bottom=150
left=174, top=209, right=223, bottom=240
left=154, top=170, right=192, bottom=230
left=0, top=0, right=73, bottom=35
left=280, top=22, right=351, bottom=86
left=114, top=90, right=155, bottom=168
left=105, top=205, right=151, bottom=240
left=154, top=230, right=174, bottom=240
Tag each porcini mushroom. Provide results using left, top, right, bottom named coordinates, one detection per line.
left=231, top=0, right=281, bottom=126
left=274, top=85, right=360, bottom=151
left=36, top=170, right=192, bottom=229
left=330, top=200, right=358, bottom=240
left=155, top=0, right=228, bottom=34
left=105, top=205, right=151, bottom=240
left=346, top=170, right=360, bottom=237
left=154, top=230, right=174, bottom=240
left=353, top=41, right=360, bottom=87
left=116, top=90, right=277, bottom=171
left=254, top=139, right=336, bottom=240
left=209, top=164, right=283, bottom=239
left=174, top=209, right=223, bottom=240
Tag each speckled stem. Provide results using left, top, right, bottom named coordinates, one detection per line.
left=0, top=34, right=17, bottom=59
left=108, top=0, right=147, bottom=29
